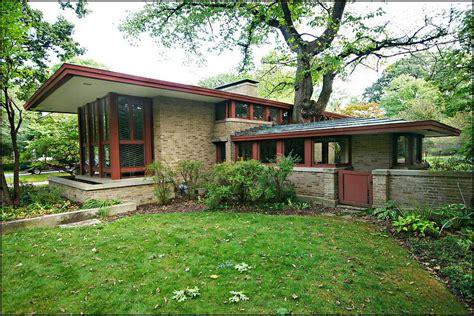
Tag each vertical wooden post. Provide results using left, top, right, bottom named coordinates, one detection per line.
left=248, top=103, right=253, bottom=120
left=144, top=98, right=153, bottom=166
left=77, top=107, right=84, bottom=175
left=304, top=139, right=312, bottom=167
left=278, top=109, right=283, bottom=124
left=108, top=93, right=121, bottom=180
left=264, top=107, right=269, bottom=122
left=96, top=99, right=104, bottom=178
left=86, top=103, right=94, bottom=176
left=230, top=101, right=236, bottom=118
left=252, top=142, right=259, bottom=160
left=276, top=140, right=284, bottom=156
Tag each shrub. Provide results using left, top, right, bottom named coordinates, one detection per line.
left=146, top=161, right=176, bottom=205
left=428, top=155, right=472, bottom=171
left=205, top=156, right=295, bottom=209
left=393, top=213, right=438, bottom=237
left=176, top=160, right=204, bottom=199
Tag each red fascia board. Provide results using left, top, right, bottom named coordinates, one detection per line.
left=231, top=121, right=460, bottom=142
left=24, top=63, right=295, bottom=111
left=24, top=64, right=349, bottom=119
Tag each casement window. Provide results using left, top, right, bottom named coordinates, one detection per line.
left=268, top=107, right=279, bottom=122
left=313, top=137, right=350, bottom=165
left=283, top=138, right=305, bottom=164
left=393, top=134, right=423, bottom=166
left=216, top=142, right=226, bottom=163
left=235, top=102, right=250, bottom=119
left=237, top=142, right=253, bottom=160
left=78, top=93, right=153, bottom=179
left=259, top=140, right=277, bottom=163
left=215, top=101, right=227, bottom=121
left=253, top=104, right=265, bottom=120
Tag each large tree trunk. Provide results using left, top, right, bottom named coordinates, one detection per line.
left=292, top=51, right=336, bottom=123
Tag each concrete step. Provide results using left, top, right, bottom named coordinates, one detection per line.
left=59, top=219, right=102, bottom=228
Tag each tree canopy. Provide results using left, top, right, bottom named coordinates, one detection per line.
left=120, top=1, right=460, bottom=122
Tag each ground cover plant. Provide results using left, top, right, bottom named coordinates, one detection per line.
left=0, top=185, right=79, bottom=221
left=367, top=201, right=473, bottom=304
left=1, top=212, right=467, bottom=314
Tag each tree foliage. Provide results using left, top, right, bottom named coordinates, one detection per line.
left=337, top=102, right=385, bottom=118
left=120, top=1, right=458, bottom=122
left=1, top=0, right=87, bottom=205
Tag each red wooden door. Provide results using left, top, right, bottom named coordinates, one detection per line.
left=338, top=170, right=373, bottom=207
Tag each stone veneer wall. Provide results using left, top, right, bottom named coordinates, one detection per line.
left=214, top=118, right=272, bottom=161
left=288, top=167, right=344, bottom=207
left=153, top=96, right=216, bottom=169
left=49, top=177, right=156, bottom=206
left=372, top=169, right=472, bottom=208
left=351, top=134, right=392, bottom=171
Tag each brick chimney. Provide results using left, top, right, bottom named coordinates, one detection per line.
left=215, top=79, right=258, bottom=97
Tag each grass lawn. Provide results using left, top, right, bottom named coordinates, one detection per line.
left=1, top=212, right=467, bottom=314
left=6, top=172, right=70, bottom=184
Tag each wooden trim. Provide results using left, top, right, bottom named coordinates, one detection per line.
left=144, top=98, right=153, bottom=166
left=108, top=93, right=121, bottom=180
left=248, top=103, right=254, bottom=120
left=86, top=103, right=94, bottom=176
left=278, top=109, right=283, bottom=124
left=24, top=63, right=297, bottom=111
left=252, top=142, right=259, bottom=160
left=78, top=107, right=85, bottom=175
left=230, top=101, right=236, bottom=118
left=120, top=167, right=145, bottom=172
left=96, top=99, right=104, bottom=177
left=231, top=121, right=460, bottom=141
left=276, top=141, right=284, bottom=156
left=303, top=139, right=312, bottom=167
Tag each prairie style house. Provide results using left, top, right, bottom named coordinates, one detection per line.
left=24, top=64, right=471, bottom=208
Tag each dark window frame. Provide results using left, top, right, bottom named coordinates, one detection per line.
left=283, top=138, right=305, bottom=164
left=392, top=133, right=424, bottom=167
left=312, top=136, right=351, bottom=167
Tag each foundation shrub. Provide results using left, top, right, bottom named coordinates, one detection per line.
left=176, top=160, right=204, bottom=199
left=146, top=161, right=176, bottom=205
left=205, top=156, right=295, bottom=209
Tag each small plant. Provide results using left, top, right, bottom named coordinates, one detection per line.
left=393, top=213, right=438, bottom=237
left=234, top=262, right=252, bottom=273
left=431, top=204, right=473, bottom=234
left=97, top=206, right=110, bottom=220
left=228, top=291, right=249, bottom=303
left=146, top=161, right=176, bottom=205
left=176, top=160, right=204, bottom=200
left=369, top=200, right=400, bottom=220
left=81, top=198, right=121, bottom=209
left=172, top=287, right=200, bottom=302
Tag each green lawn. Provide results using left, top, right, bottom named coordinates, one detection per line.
left=6, top=172, right=70, bottom=184
left=1, top=212, right=467, bottom=314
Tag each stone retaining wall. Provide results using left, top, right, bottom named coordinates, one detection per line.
left=372, top=169, right=472, bottom=208
left=49, top=176, right=156, bottom=205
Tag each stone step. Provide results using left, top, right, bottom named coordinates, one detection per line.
left=59, top=219, right=102, bottom=228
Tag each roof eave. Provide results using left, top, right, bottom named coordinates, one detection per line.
left=231, top=120, right=460, bottom=141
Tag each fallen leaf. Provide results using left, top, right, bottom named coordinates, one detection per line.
left=291, top=294, right=298, bottom=300
left=209, top=275, right=219, bottom=279
left=154, top=304, right=160, bottom=309
left=156, top=287, right=161, bottom=294
left=92, top=248, right=98, bottom=253
left=15, top=262, right=23, bottom=267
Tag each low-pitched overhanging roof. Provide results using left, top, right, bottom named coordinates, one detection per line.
left=231, top=118, right=460, bottom=140
left=23, top=63, right=343, bottom=119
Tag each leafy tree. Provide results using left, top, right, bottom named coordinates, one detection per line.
left=337, top=102, right=384, bottom=118
left=23, top=114, right=80, bottom=166
left=120, top=1, right=456, bottom=122
left=379, top=75, right=443, bottom=119
left=1, top=0, right=87, bottom=206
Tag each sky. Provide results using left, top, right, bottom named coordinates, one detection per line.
left=30, top=1, right=467, bottom=105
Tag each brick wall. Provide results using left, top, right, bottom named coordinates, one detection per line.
left=288, top=167, right=341, bottom=207
left=153, top=96, right=216, bottom=169
left=50, top=181, right=156, bottom=205
left=352, top=134, right=392, bottom=171
left=372, top=169, right=472, bottom=208
left=214, top=119, right=271, bottom=161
